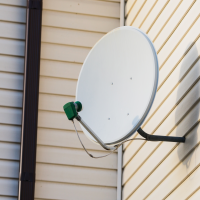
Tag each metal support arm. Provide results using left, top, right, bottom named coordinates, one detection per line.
left=76, top=115, right=116, bottom=151
left=137, top=128, right=185, bottom=143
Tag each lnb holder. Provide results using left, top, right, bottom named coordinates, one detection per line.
left=63, top=101, right=82, bottom=120
left=63, top=101, right=185, bottom=151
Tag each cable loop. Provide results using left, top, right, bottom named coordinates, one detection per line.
left=72, top=120, right=146, bottom=159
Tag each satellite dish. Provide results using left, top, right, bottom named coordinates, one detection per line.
left=76, top=26, right=158, bottom=145
left=63, top=26, right=185, bottom=153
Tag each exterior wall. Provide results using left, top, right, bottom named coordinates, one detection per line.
left=35, top=0, right=120, bottom=199
left=123, top=0, right=200, bottom=199
left=0, top=0, right=26, bottom=199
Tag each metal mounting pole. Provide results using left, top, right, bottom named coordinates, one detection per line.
left=137, top=128, right=185, bottom=143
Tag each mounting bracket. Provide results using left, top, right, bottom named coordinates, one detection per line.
left=137, top=128, right=185, bottom=143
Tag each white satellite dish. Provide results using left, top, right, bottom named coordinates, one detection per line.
left=63, top=26, right=185, bottom=153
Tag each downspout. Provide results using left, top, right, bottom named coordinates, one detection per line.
left=117, top=0, right=125, bottom=200
left=18, top=1, right=43, bottom=199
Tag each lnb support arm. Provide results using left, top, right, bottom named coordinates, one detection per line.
left=76, top=115, right=116, bottom=151
left=137, top=128, right=185, bottom=143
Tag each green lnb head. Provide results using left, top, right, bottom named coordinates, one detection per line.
left=75, top=101, right=82, bottom=112
left=63, top=101, right=82, bottom=120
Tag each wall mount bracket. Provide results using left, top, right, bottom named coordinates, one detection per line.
left=137, top=128, right=185, bottom=143
left=63, top=101, right=185, bottom=151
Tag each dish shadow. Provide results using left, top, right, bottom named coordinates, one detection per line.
left=175, top=42, right=199, bottom=167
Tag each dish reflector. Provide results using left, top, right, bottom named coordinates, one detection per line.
left=76, top=26, right=159, bottom=145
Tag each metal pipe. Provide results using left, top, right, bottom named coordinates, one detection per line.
left=118, top=1, right=125, bottom=199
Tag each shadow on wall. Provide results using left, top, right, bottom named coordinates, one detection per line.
left=176, top=41, right=200, bottom=168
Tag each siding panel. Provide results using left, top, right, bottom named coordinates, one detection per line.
left=0, top=5, right=26, bottom=23
left=36, top=145, right=117, bottom=169
left=189, top=189, right=200, bottom=200
left=42, top=10, right=119, bottom=33
left=35, top=181, right=117, bottom=200
left=36, top=0, right=120, bottom=199
left=0, top=0, right=26, bottom=7
left=0, top=1, right=26, bottom=199
left=123, top=0, right=200, bottom=199
left=36, top=163, right=117, bottom=187
left=41, top=26, right=104, bottom=48
left=37, top=128, right=105, bottom=151
left=43, top=0, right=120, bottom=18
left=166, top=167, right=200, bottom=199
left=0, top=55, right=24, bottom=74
left=41, top=42, right=90, bottom=63
left=123, top=60, right=200, bottom=167
left=0, top=21, right=25, bottom=40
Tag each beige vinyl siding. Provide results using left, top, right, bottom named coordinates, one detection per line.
left=123, top=0, right=200, bottom=200
left=0, top=0, right=26, bottom=199
left=35, top=0, right=120, bottom=200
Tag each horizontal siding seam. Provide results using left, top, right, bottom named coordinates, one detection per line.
left=36, top=143, right=109, bottom=153
left=0, top=53, right=24, bottom=58
left=40, top=57, right=83, bottom=65
left=0, top=194, right=17, bottom=198
left=38, top=92, right=75, bottom=98
left=38, top=92, right=75, bottom=99
left=0, top=122, right=21, bottom=127
left=0, top=87, right=23, bottom=92
left=41, top=41, right=91, bottom=49
left=37, top=124, right=79, bottom=132
left=0, top=70, right=24, bottom=76
left=0, top=36, right=25, bottom=42
left=0, top=3, right=26, bottom=8
left=35, top=178, right=117, bottom=188
left=37, top=162, right=116, bottom=171
left=43, top=9, right=120, bottom=20
left=0, top=19, right=25, bottom=25
left=42, top=24, right=108, bottom=34
left=36, top=161, right=117, bottom=170
left=36, top=143, right=114, bottom=153
left=36, top=161, right=116, bottom=171
left=43, top=8, right=120, bottom=20
left=0, top=140, right=20, bottom=145
left=40, top=74, right=78, bottom=81
left=0, top=176, right=18, bottom=180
